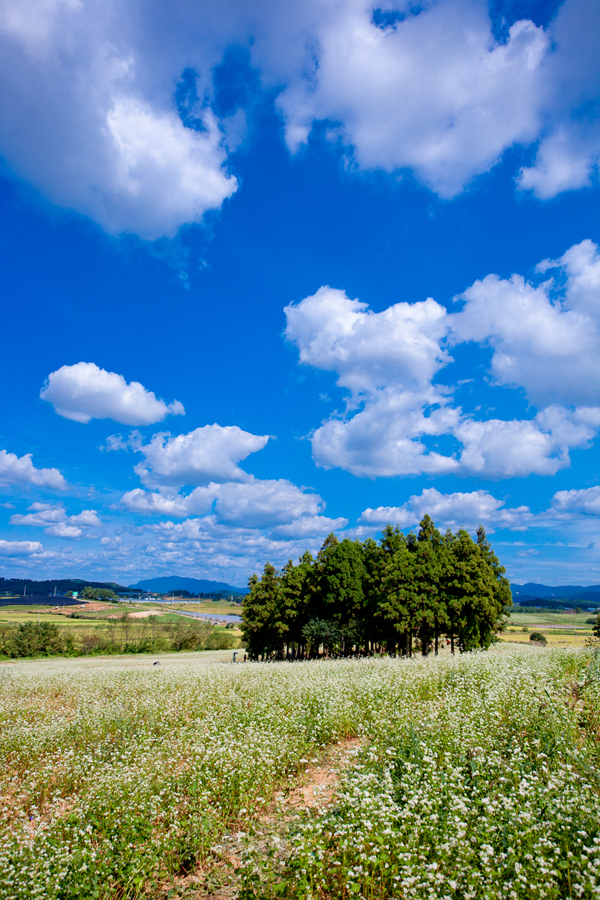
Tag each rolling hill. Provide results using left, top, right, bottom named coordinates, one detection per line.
left=127, top=576, right=248, bottom=594
left=512, top=582, right=600, bottom=599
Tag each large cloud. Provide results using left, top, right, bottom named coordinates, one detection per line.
left=0, top=0, right=596, bottom=241
left=517, top=0, right=600, bottom=198
left=41, top=362, right=185, bottom=425
left=450, top=240, right=600, bottom=408
left=310, top=386, right=461, bottom=477
left=116, top=421, right=326, bottom=529
left=0, top=449, right=67, bottom=490
left=552, top=486, right=600, bottom=516
left=265, top=0, right=599, bottom=200
left=131, top=425, right=269, bottom=488
left=454, top=407, right=600, bottom=478
left=285, top=287, right=450, bottom=394
left=121, top=476, right=323, bottom=528
left=0, top=0, right=238, bottom=238
left=274, top=1, right=549, bottom=197
left=360, top=487, right=531, bottom=531
left=10, top=502, right=102, bottom=538
left=286, top=240, right=600, bottom=479
left=0, top=538, right=43, bottom=557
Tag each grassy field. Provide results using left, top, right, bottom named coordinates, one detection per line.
left=2, top=645, right=600, bottom=899
left=0, top=610, right=234, bottom=627
left=498, top=609, right=597, bottom=647
left=0, top=602, right=241, bottom=660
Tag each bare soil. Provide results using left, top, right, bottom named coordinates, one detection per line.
left=164, top=737, right=362, bottom=899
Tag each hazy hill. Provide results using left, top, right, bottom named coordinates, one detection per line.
left=127, top=576, right=248, bottom=594
left=516, top=595, right=600, bottom=610
left=0, top=577, right=128, bottom=596
left=512, top=582, right=600, bottom=599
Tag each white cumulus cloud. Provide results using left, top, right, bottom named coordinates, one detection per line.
left=41, top=362, right=185, bottom=425
left=287, top=239, right=600, bottom=479
left=212, top=480, right=323, bottom=527
left=0, top=539, right=43, bottom=557
left=0, top=0, right=596, bottom=244
left=285, top=286, right=450, bottom=394
left=311, top=387, right=461, bottom=477
left=0, top=449, right=67, bottom=490
left=517, top=0, right=600, bottom=199
left=552, top=486, right=600, bottom=516
left=132, top=425, right=269, bottom=488
left=360, top=487, right=531, bottom=531
left=119, top=490, right=191, bottom=518
left=270, top=515, right=349, bottom=538
left=121, top=477, right=323, bottom=528
left=451, top=239, right=600, bottom=408
left=0, top=0, right=237, bottom=238
left=275, top=0, right=549, bottom=197
left=454, top=407, right=600, bottom=479
left=10, top=502, right=102, bottom=538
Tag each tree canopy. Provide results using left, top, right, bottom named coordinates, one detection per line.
left=241, top=517, right=512, bottom=660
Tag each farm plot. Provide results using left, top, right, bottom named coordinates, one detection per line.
left=1, top=648, right=600, bottom=899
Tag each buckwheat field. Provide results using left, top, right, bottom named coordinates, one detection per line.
left=2, top=647, right=600, bottom=899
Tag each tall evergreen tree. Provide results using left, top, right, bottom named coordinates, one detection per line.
left=376, top=526, right=415, bottom=655
left=413, top=515, right=447, bottom=655
left=280, top=551, right=314, bottom=658
left=241, top=563, right=286, bottom=660
left=309, top=535, right=366, bottom=631
left=445, top=529, right=499, bottom=651
left=477, top=524, right=513, bottom=633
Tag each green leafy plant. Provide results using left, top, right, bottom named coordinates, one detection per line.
left=529, top=631, right=548, bottom=644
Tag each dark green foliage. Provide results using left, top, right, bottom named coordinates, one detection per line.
left=0, top=616, right=237, bottom=659
left=519, top=597, right=597, bottom=610
left=80, top=586, right=119, bottom=600
left=302, top=619, right=341, bottom=657
left=242, top=517, right=512, bottom=659
left=530, top=631, right=548, bottom=645
left=308, top=536, right=366, bottom=627
left=7, top=622, right=75, bottom=657
left=0, top=577, right=126, bottom=596
left=241, top=564, right=287, bottom=660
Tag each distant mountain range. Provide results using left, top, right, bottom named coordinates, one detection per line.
left=127, top=576, right=248, bottom=594
left=511, top=583, right=600, bottom=609
left=512, top=582, right=600, bottom=599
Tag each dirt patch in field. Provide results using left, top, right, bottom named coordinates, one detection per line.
left=107, top=610, right=166, bottom=619
left=164, top=736, right=363, bottom=900
left=54, top=603, right=108, bottom=615
left=272, top=736, right=362, bottom=813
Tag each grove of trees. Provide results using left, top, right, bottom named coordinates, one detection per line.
left=241, top=516, right=512, bottom=660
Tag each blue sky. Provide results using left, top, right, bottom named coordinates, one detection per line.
left=0, top=0, right=599, bottom=588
